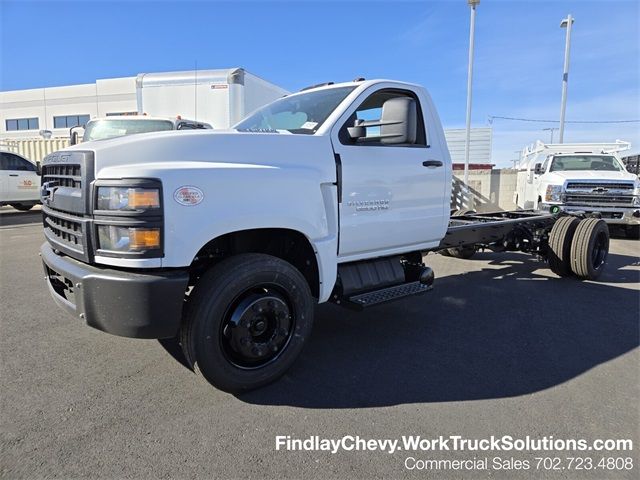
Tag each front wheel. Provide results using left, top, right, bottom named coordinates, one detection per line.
left=181, top=253, right=314, bottom=393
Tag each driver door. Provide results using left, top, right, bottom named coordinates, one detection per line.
left=331, top=88, right=448, bottom=259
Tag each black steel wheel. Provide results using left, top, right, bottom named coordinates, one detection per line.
left=547, top=216, right=580, bottom=277
left=570, top=218, right=610, bottom=280
left=220, top=287, right=293, bottom=369
left=181, top=253, right=314, bottom=392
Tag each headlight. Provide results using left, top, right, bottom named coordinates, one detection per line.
left=97, top=225, right=161, bottom=252
left=544, top=185, right=563, bottom=203
left=96, top=187, right=160, bottom=211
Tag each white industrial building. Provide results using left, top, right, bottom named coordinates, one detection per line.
left=1, top=76, right=138, bottom=140
left=1, top=70, right=493, bottom=164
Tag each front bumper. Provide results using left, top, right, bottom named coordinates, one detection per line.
left=539, top=203, right=640, bottom=225
left=41, top=242, right=189, bottom=339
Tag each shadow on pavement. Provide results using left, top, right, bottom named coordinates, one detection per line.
left=0, top=209, right=41, bottom=227
left=233, top=251, right=639, bottom=408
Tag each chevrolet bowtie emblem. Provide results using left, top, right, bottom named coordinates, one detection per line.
left=41, top=181, right=58, bottom=203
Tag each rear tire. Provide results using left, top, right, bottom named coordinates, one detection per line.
left=446, top=246, right=477, bottom=259
left=625, top=225, right=640, bottom=240
left=442, top=209, right=477, bottom=259
left=180, top=253, right=314, bottom=393
left=547, top=216, right=580, bottom=277
left=570, top=218, right=609, bottom=280
left=10, top=203, right=34, bottom=211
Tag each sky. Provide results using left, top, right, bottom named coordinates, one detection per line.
left=1, top=0, right=639, bottom=167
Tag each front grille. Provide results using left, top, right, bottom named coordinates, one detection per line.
left=42, top=164, right=82, bottom=188
left=42, top=206, right=90, bottom=261
left=44, top=211, right=84, bottom=251
left=564, top=194, right=634, bottom=206
left=565, top=182, right=634, bottom=190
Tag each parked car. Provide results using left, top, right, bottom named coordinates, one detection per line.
left=0, top=150, right=40, bottom=211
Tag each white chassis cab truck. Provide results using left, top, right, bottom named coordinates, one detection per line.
left=515, top=140, right=640, bottom=238
left=40, top=79, right=612, bottom=392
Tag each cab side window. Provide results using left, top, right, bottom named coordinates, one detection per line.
left=339, top=89, right=427, bottom=147
left=1, top=153, right=36, bottom=171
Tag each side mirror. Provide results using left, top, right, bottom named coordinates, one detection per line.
left=380, top=97, right=417, bottom=145
left=70, top=131, right=78, bottom=145
left=347, top=119, right=366, bottom=139
left=36, top=161, right=42, bottom=176
left=347, top=97, right=417, bottom=145
left=534, top=163, right=543, bottom=175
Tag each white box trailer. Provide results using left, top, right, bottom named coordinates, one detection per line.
left=135, top=68, right=288, bottom=129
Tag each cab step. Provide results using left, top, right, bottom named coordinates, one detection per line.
left=345, top=281, right=432, bottom=309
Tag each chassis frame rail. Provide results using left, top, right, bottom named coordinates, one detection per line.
left=438, top=210, right=558, bottom=251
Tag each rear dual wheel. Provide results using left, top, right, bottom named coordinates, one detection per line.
left=569, top=218, right=609, bottom=280
left=548, top=216, right=580, bottom=277
left=548, top=217, right=609, bottom=280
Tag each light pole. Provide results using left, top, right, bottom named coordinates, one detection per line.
left=542, top=127, right=558, bottom=143
left=559, top=14, right=574, bottom=143
left=463, top=0, right=480, bottom=188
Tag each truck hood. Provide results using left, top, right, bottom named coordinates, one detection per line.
left=62, top=129, right=334, bottom=178
left=544, top=170, right=638, bottom=184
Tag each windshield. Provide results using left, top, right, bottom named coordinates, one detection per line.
left=549, top=155, right=623, bottom=172
left=235, top=86, right=356, bottom=134
left=83, top=119, right=174, bottom=141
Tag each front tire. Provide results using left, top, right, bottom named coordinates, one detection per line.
left=181, top=253, right=314, bottom=393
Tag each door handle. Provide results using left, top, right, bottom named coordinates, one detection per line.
left=9, top=174, right=19, bottom=177
left=422, top=160, right=443, bottom=168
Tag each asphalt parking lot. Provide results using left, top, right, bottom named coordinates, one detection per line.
left=1, top=207, right=638, bottom=479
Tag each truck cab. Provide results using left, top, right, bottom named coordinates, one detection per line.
left=515, top=141, right=640, bottom=237
left=70, top=115, right=212, bottom=145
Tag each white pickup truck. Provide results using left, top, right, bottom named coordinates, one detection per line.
left=515, top=141, right=640, bottom=238
left=70, top=115, right=212, bottom=145
left=40, top=79, right=612, bottom=392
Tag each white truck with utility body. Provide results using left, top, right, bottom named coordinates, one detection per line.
left=515, top=140, right=640, bottom=238
left=40, top=79, right=613, bottom=392
left=0, top=150, right=41, bottom=210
